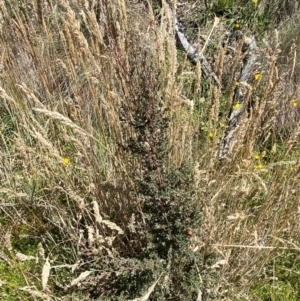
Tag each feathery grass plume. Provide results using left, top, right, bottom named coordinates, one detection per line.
left=19, top=287, right=51, bottom=301
left=92, top=200, right=102, bottom=224
left=101, top=219, right=124, bottom=235
left=70, top=271, right=93, bottom=287
left=15, top=252, right=37, bottom=262
left=32, top=107, right=93, bottom=138
left=37, top=243, right=45, bottom=261
left=41, top=258, right=51, bottom=291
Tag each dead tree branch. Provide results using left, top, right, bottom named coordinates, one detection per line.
left=219, top=35, right=258, bottom=160
left=169, top=8, right=222, bottom=88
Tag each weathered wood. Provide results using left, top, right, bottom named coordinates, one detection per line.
left=168, top=4, right=259, bottom=160
left=170, top=9, right=222, bottom=88
left=219, top=35, right=258, bottom=160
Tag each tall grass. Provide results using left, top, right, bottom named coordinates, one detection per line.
left=0, top=0, right=299, bottom=300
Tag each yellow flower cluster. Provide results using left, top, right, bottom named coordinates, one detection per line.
left=254, top=154, right=263, bottom=169
left=255, top=163, right=263, bottom=170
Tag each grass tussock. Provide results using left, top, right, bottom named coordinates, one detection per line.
left=0, top=0, right=300, bottom=300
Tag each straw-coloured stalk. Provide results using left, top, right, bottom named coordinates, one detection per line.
left=129, top=274, right=162, bottom=301
left=41, top=258, right=51, bottom=291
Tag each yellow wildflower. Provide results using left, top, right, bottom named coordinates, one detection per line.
left=254, top=154, right=260, bottom=160
left=291, top=99, right=297, bottom=107
left=235, top=81, right=240, bottom=86
left=208, top=132, right=214, bottom=138
left=252, top=0, right=258, bottom=3
left=255, top=163, right=263, bottom=170
left=234, top=103, right=241, bottom=109
left=235, top=23, right=240, bottom=29
left=63, top=157, right=70, bottom=165
left=254, top=73, right=261, bottom=81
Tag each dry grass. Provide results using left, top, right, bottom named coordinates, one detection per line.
left=0, top=0, right=300, bottom=300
